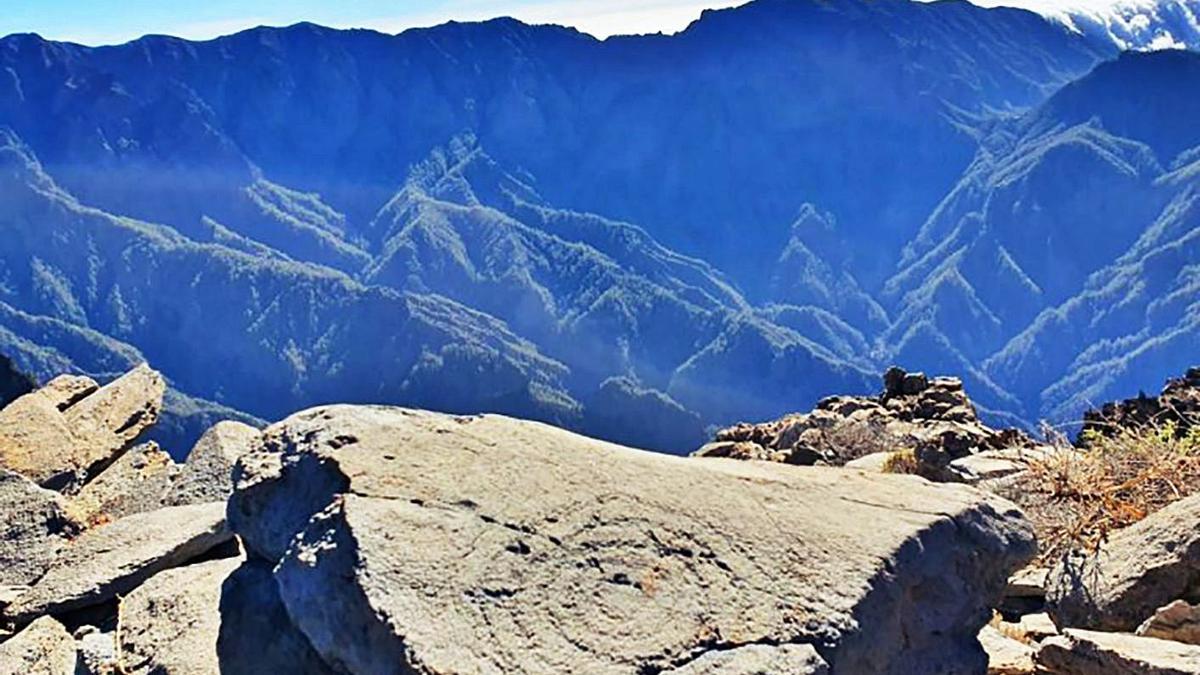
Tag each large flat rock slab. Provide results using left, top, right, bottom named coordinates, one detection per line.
left=232, top=405, right=1036, bottom=675
left=1048, top=494, right=1200, bottom=631
left=1037, top=628, right=1200, bottom=674
left=4, top=501, right=231, bottom=622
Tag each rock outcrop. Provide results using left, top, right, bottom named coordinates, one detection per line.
left=697, top=367, right=1033, bottom=476
left=0, top=366, right=164, bottom=490
left=1081, top=367, right=1200, bottom=443
left=0, top=364, right=244, bottom=652
left=229, top=405, right=1036, bottom=674
left=1047, top=494, right=1200, bottom=632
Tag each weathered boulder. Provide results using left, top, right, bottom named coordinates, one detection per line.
left=0, top=365, right=164, bottom=490
left=1138, top=601, right=1200, bottom=646
left=231, top=405, right=1036, bottom=675
left=216, top=559, right=336, bottom=674
left=109, top=554, right=333, bottom=675
left=4, top=501, right=232, bottom=621
left=1037, top=628, right=1200, bottom=674
left=168, top=421, right=260, bottom=506
left=119, top=556, right=243, bottom=675
left=62, top=364, right=163, bottom=449
left=1047, top=494, right=1200, bottom=631
left=70, top=442, right=179, bottom=525
left=0, top=469, right=74, bottom=586
left=699, top=367, right=1033, bottom=467
left=0, top=615, right=76, bottom=675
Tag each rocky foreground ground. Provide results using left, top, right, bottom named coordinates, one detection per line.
left=1, top=363, right=1199, bottom=673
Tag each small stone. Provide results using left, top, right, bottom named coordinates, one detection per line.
left=76, top=630, right=118, bottom=675
left=1006, top=567, right=1050, bottom=599
left=979, top=624, right=1035, bottom=674
left=999, top=613, right=1059, bottom=643
left=1138, top=600, right=1200, bottom=645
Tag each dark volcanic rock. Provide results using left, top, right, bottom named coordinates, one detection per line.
left=1080, top=367, right=1200, bottom=444
left=698, top=367, right=1034, bottom=469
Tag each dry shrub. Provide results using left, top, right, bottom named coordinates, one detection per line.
left=1015, top=417, right=1200, bottom=562
left=881, top=448, right=920, bottom=475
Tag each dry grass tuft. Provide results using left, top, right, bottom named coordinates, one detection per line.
left=1014, top=416, right=1200, bottom=562
left=881, top=448, right=921, bottom=475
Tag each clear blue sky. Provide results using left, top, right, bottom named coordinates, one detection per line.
left=0, top=0, right=760, bottom=45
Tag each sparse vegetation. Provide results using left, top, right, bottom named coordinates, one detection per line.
left=881, top=448, right=922, bottom=475
left=1008, top=414, right=1200, bottom=562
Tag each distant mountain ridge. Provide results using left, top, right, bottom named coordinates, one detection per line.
left=0, top=0, right=1196, bottom=453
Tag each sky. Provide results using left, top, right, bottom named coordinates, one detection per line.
left=0, top=0, right=1138, bottom=46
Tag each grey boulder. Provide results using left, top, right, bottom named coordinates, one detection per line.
left=69, top=442, right=180, bottom=524
left=0, top=469, right=74, bottom=586
left=1048, top=494, right=1200, bottom=631
left=168, top=421, right=261, bottom=507
left=232, top=405, right=1036, bottom=675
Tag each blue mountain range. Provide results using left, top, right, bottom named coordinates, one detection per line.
left=0, top=0, right=1197, bottom=453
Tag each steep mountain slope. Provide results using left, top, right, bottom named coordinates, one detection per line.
left=883, top=49, right=1200, bottom=425
left=0, top=0, right=1110, bottom=294
left=0, top=129, right=580, bottom=434
left=0, top=0, right=1186, bottom=451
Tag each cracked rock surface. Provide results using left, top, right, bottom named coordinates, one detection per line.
left=231, top=404, right=1036, bottom=675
